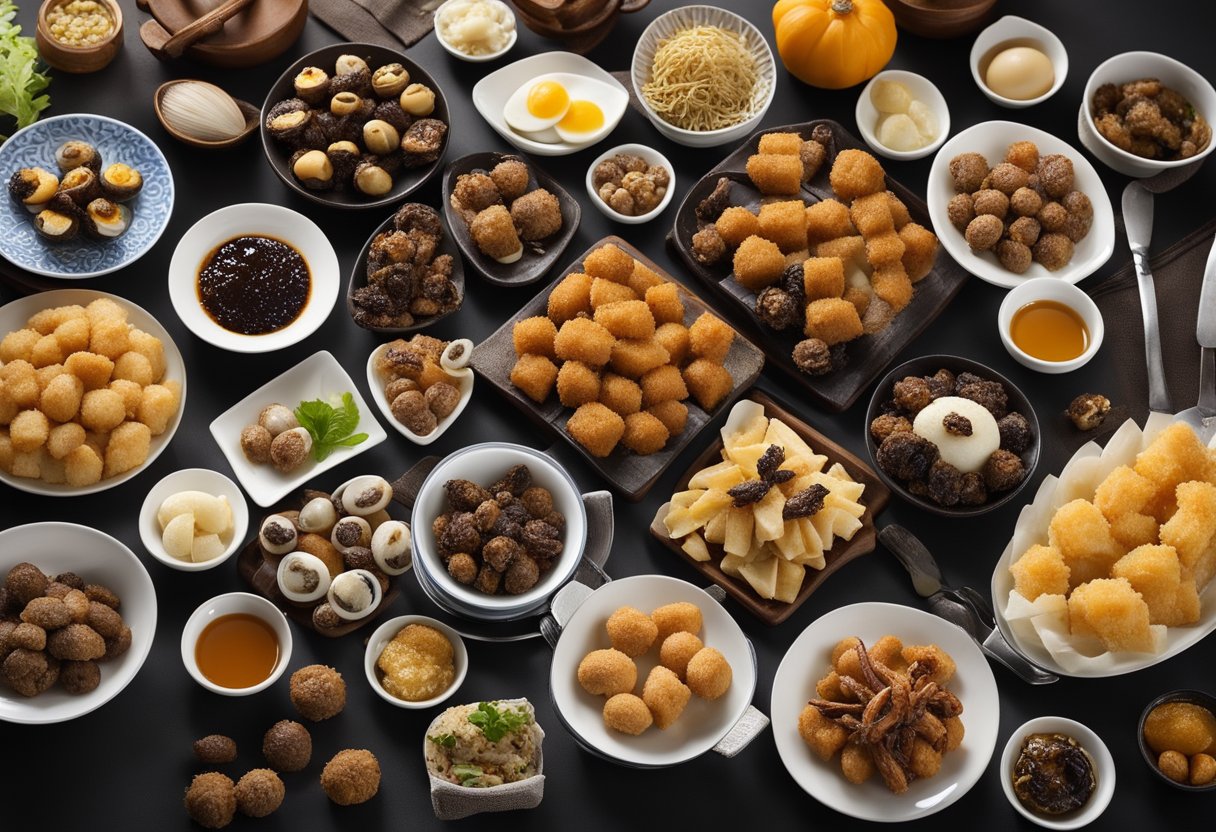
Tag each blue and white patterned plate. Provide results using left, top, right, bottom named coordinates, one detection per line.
left=0, top=114, right=174, bottom=279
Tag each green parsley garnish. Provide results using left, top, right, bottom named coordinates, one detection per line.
left=467, top=701, right=527, bottom=742
left=428, top=733, right=456, bottom=748
left=294, top=392, right=368, bottom=461
left=0, top=2, right=51, bottom=141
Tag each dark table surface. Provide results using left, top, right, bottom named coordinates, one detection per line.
left=2, top=1, right=1213, bottom=829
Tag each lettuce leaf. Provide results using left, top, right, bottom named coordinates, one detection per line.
left=0, top=2, right=51, bottom=139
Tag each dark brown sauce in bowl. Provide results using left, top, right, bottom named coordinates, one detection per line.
left=198, top=235, right=311, bottom=335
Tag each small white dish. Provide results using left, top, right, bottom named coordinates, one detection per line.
left=433, top=0, right=517, bottom=63
left=0, top=522, right=157, bottom=725
left=365, top=615, right=468, bottom=709
left=855, top=69, right=951, bottom=162
left=998, top=277, right=1104, bottom=374
left=208, top=350, right=387, bottom=508
left=138, top=468, right=249, bottom=572
left=999, top=716, right=1115, bottom=828
left=471, top=52, right=629, bottom=157
left=970, top=15, right=1068, bottom=109
left=366, top=338, right=474, bottom=446
left=1078, top=51, right=1216, bottom=178
left=631, top=5, right=775, bottom=148
left=168, top=203, right=339, bottom=354
left=584, top=143, right=676, bottom=224
left=180, top=592, right=292, bottom=696
left=927, top=121, right=1116, bottom=289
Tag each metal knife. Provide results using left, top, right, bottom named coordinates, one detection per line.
left=1122, top=181, right=1171, bottom=412
left=879, top=525, right=1058, bottom=685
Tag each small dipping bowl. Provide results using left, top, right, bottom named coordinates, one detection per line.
left=35, top=0, right=123, bottom=73
left=364, top=615, right=468, bottom=709
left=433, top=0, right=517, bottom=63
left=970, top=15, right=1068, bottom=108
left=1137, top=689, right=1216, bottom=792
left=584, top=143, right=676, bottom=224
left=138, top=468, right=249, bottom=572
left=855, top=69, right=951, bottom=161
left=999, top=716, right=1115, bottom=829
left=998, top=277, right=1104, bottom=374
left=180, top=592, right=292, bottom=696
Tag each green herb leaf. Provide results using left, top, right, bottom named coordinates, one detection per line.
left=452, top=764, right=482, bottom=784
left=467, top=701, right=527, bottom=743
left=428, top=733, right=455, bottom=748
left=293, top=393, right=368, bottom=461
left=0, top=2, right=52, bottom=140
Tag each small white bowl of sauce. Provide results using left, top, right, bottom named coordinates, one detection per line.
left=970, top=16, right=1067, bottom=108
left=998, top=277, right=1103, bottom=374
left=180, top=592, right=292, bottom=696
left=1000, top=715, right=1115, bottom=829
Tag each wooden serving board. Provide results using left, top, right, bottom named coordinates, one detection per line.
left=648, top=390, right=890, bottom=625
left=666, top=119, right=972, bottom=413
left=135, top=0, right=306, bottom=68
left=468, top=235, right=765, bottom=502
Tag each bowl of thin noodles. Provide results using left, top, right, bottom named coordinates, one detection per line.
left=631, top=5, right=776, bottom=148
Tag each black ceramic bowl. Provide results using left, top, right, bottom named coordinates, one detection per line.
left=864, top=354, right=1040, bottom=517
left=1137, top=689, right=1216, bottom=791
left=260, top=42, right=450, bottom=210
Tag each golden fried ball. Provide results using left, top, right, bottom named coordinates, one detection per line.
left=647, top=400, right=688, bottom=438
left=651, top=601, right=702, bottom=643
left=605, top=606, right=658, bottom=657
left=184, top=772, right=236, bottom=829
left=799, top=704, right=849, bottom=761
left=641, top=665, right=691, bottom=730
left=102, top=421, right=150, bottom=478
left=658, top=631, right=703, bottom=680
left=576, top=648, right=637, bottom=696
left=566, top=402, right=625, bottom=458
left=621, top=411, right=669, bottom=455
left=321, top=749, right=380, bottom=805
left=686, top=647, right=732, bottom=699
left=512, top=316, right=557, bottom=358
left=290, top=664, right=346, bottom=721
left=603, top=692, right=653, bottom=735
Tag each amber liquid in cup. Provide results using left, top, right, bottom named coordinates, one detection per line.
left=1010, top=299, right=1088, bottom=362
left=195, top=613, right=280, bottom=688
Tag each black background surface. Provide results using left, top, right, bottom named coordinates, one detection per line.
left=2, top=1, right=1213, bottom=829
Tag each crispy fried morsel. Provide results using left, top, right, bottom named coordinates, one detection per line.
left=321, top=749, right=380, bottom=805
left=577, top=648, right=636, bottom=696
left=606, top=606, right=658, bottom=657
left=603, top=693, right=653, bottom=735
left=59, top=659, right=100, bottom=694
left=877, top=432, right=939, bottom=481
left=642, top=665, right=691, bottom=729
left=236, top=769, right=285, bottom=818
left=830, top=149, right=886, bottom=200
left=184, top=772, right=236, bottom=830
left=20, top=596, right=70, bottom=629
left=47, top=623, right=104, bottom=660
left=566, top=402, right=625, bottom=457
left=194, top=734, right=239, bottom=764
left=290, top=664, right=346, bottom=721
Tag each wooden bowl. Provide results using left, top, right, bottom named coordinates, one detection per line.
left=153, top=80, right=259, bottom=149
left=512, top=0, right=649, bottom=54
left=882, top=0, right=996, bottom=39
left=36, top=0, right=123, bottom=73
left=135, top=0, right=306, bottom=69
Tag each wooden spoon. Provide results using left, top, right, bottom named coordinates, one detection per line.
left=140, top=0, right=254, bottom=60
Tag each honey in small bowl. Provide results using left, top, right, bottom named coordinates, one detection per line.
left=1010, top=299, right=1088, bottom=362
left=195, top=612, right=280, bottom=689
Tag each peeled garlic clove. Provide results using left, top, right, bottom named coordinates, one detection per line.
left=191, top=533, right=226, bottom=563
left=162, top=512, right=195, bottom=560
left=371, top=520, right=411, bottom=575
left=299, top=496, right=339, bottom=533
left=871, top=80, right=911, bottom=114
left=340, top=475, right=392, bottom=516
left=908, top=100, right=938, bottom=141
left=878, top=114, right=925, bottom=152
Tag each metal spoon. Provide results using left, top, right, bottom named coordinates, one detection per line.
left=1122, top=181, right=1171, bottom=413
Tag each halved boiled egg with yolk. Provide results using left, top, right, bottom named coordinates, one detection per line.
left=502, top=73, right=626, bottom=146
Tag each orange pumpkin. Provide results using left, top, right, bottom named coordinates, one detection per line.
left=773, top=0, right=898, bottom=90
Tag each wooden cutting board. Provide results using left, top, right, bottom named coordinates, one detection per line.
left=135, top=0, right=307, bottom=68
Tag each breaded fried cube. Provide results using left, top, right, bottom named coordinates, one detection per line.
left=1094, top=465, right=1155, bottom=519
left=46, top=422, right=85, bottom=460
left=606, top=606, right=658, bottom=657
left=901, top=644, right=956, bottom=686
left=1110, top=512, right=1160, bottom=551
left=733, top=235, right=785, bottom=291
left=868, top=635, right=904, bottom=670
left=1048, top=500, right=1122, bottom=589
left=554, top=318, right=615, bottom=366
left=556, top=361, right=600, bottom=408
left=1159, top=481, right=1216, bottom=581
left=829, top=148, right=886, bottom=200
left=898, top=222, right=939, bottom=283
left=688, top=313, right=735, bottom=363
left=10, top=447, right=41, bottom=478
left=805, top=199, right=855, bottom=244
left=682, top=360, right=733, bottom=411
left=746, top=153, right=803, bottom=195
left=88, top=317, right=130, bottom=360
left=547, top=272, right=592, bottom=324
left=126, top=329, right=165, bottom=381
left=871, top=264, right=913, bottom=312
left=599, top=373, right=642, bottom=416
left=64, top=351, right=113, bottom=391
left=804, top=298, right=863, bottom=345
left=647, top=400, right=688, bottom=437
left=583, top=244, right=634, bottom=284
left=640, top=365, right=688, bottom=406
left=9, top=409, right=49, bottom=452
left=595, top=300, right=655, bottom=340
left=103, top=421, right=151, bottom=478
left=645, top=283, right=684, bottom=325
left=799, top=704, right=849, bottom=761
left=715, top=206, right=760, bottom=248
left=29, top=334, right=63, bottom=368
left=803, top=256, right=845, bottom=301
left=1112, top=544, right=1188, bottom=625
left=653, top=322, right=690, bottom=366
left=0, top=328, right=38, bottom=362
left=512, top=316, right=558, bottom=358
left=945, top=716, right=965, bottom=751
left=137, top=384, right=179, bottom=435
left=758, top=132, right=803, bottom=155
left=1067, top=578, right=1155, bottom=653
left=886, top=193, right=912, bottom=229
left=841, top=741, right=875, bottom=784
left=470, top=205, right=521, bottom=260
left=85, top=298, right=126, bottom=325
left=816, top=235, right=866, bottom=263
left=1, top=359, right=39, bottom=407
left=866, top=231, right=906, bottom=268
left=845, top=284, right=873, bottom=318
left=609, top=338, right=669, bottom=378
left=1134, top=423, right=1211, bottom=496
left=80, top=388, right=126, bottom=433
left=815, top=671, right=846, bottom=702
left=1010, top=544, right=1071, bottom=600
left=627, top=262, right=665, bottom=297
left=112, top=352, right=153, bottom=387
left=642, top=665, right=692, bottom=729
left=758, top=200, right=810, bottom=253
left=621, top=411, right=669, bottom=454
left=53, top=318, right=90, bottom=356
left=589, top=278, right=637, bottom=310
left=510, top=354, right=558, bottom=403
left=1171, top=580, right=1202, bottom=628
left=849, top=192, right=895, bottom=237
left=566, top=402, right=625, bottom=457
left=39, top=373, right=83, bottom=423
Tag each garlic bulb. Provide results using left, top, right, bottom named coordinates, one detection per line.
left=160, top=81, right=248, bottom=143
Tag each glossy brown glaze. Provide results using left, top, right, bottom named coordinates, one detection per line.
left=197, top=235, right=310, bottom=335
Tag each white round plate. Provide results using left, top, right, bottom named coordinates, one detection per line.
left=771, top=602, right=999, bottom=822
left=0, top=522, right=157, bottom=724
left=549, top=574, right=757, bottom=768
left=0, top=288, right=186, bottom=497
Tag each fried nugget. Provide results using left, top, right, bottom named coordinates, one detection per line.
left=686, top=647, right=732, bottom=699
left=653, top=322, right=690, bottom=366
left=641, top=665, right=691, bottom=729
left=1067, top=577, right=1155, bottom=653
left=594, top=300, right=655, bottom=340
left=512, top=316, right=558, bottom=358
left=640, top=365, right=688, bottom=406
left=841, top=741, right=875, bottom=783
left=1048, top=499, right=1122, bottom=589
left=598, top=373, right=642, bottom=416
left=609, top=338, right=669, bottom=378
left=566, top=402, right=625, bottom=457
left=747, top=153, right=803, bottom=195
left=603, top=693, right=652, bottom=735
left=510, top=188, right=562, bottom=240
left=682, top=360, right=733, bottom=411
left=1109, top=512, right=1160, bottom=552
left=758, top=132, right=803, bottom=155
left=627, top=262, right=665, bottom=297
left=647, top=400, right=688, bottom=437
left=64, top=351, right=113, bottom=391
left=865, top=231, right=906, bottom=269
left=871, top=264, right=913, bottom=312
left=645, top=283, right=684, bottom=325
left=1112, top=544, right=1193, bottom=625
left=849, top=192, right=895, bottom=237
left=716, top=206, right=760, bottom=248
left=583, top=244, right=634, bottom=284
left=556, top=361, right=600, bottom=408
left=799, top=703, right=849, bottom=760
left=510, top=354, right=558, bottom=403
left=1010, top=544, right=1070, bottom=601
left=898, top=222, right=939, bottom=282
left=733, top=235, right=785, bottom=291
left=621, top=411, right=669, bottom=454
left=886, top=193, right=912, bottom=229
left=758, top=200, right=810, bottom=252
left=802, top=256, right=845, bottom=301
left=901, top=643, right=955, bottom=686
left=137, top=384, right=178, bottom=435
left=815, top=235, right=866, bottom=263
left=1136, top=422, right=1213, bottom=500
left=577, top=648, right=636, bottom=696
left=547, top=272, right=593, bottom=324
left=554, top=318, right=615, bottom=366
left=658, top=631, right=703, bottom=679
left=805, top=199, right=855, bottom=244
left=688, top=312, right=735, bottom=362
left=651, top=601, right=702, bottom=641
left=469, top=205, right=522, bottom=261
left=606, top=606, right=658, bottom=657
left=589, top=277, right=637, bottom=310
left=1160, top=480, right=1216, bottom=587
left=804, top=298, right=863, bottom=345
left=830, top=149, right=886, bottom=200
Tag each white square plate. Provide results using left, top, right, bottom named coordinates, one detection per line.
left=209, top=350, right=387, bottom=507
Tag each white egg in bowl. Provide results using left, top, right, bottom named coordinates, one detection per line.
left=501, top=72, right=627, bottom=148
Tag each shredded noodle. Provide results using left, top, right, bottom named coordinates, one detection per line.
left=641, top=25, right=759, bottom=132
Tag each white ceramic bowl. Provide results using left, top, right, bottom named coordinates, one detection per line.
left=970, top=15, right=1068, bottom=108
left=180, top=592, right=292, bottom=696
left=138, top=468, right=249, bottom=571
left=584, top=143, right=676, bottom=224
left=411, top=443, right=587, bottom=620
left=855, top=69, right=951, bottom=161
left=364, top=615, right=468, bottom=709
left=631, top=5, right=776, bottom=148
left=433, top=0, right=517, bottom=63
left=0, top=523, right=157, bottom=725
left=927, top=121, right=1116, bottom=289
left=1078, top=51, right=1216, bottom=178
left=366, top=339, right=474, bottom=446
left=997, top=277, right=1104, bottom=373
left=168, top=203, right=339, bottom=353
left=0, top=288, right=186, bottom=498
left=999, top=716, right=1115, bottom=828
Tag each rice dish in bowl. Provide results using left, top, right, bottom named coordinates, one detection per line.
left=424, top=698, right=543, bottom=787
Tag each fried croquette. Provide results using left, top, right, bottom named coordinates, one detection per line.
left=103, top=421, right=150, bottom=478
left=871, top=264, right=913, bottom=312
left=715, top=206, right=761, bottom=247
left=688, top=312, right=735, bottom=363
left=577, top=648, right=637, bottom=696
left=628, top=262, right=666, bottom=297
left=1010, top=544, right=1070, bottom=601
left=758, top=132, right=803, bottom=155
left=1067, top=577, right=1155, bottom=653
left=658, top=631, right=703, bottom=679
left=681, top=360, right=733, bottom=411
left=609, top=338, right=669, bottom=378
left=554, top=318, right=615, bottom=366
left=733, top=235, right=785, bottom=291
left=595, top=300, right=655, bottom=340
left=47, top=623, right=104, bottom=660
left=803, top=298, right=863, bottom=345
left=10, top=408, right=49, bottom=451
left=589, top=277, right=637, bottom=309
left=184, top=772, right=236, bottom=829
left=651, top=601, right=702, bottom=642
left=469, top=204, right=522, bottom=261
left=603, top=693, right=653, bottom=735
left=290, top=664, right=346, bottom=721
left=799, top=703, right=849, bottom=760
left=899, top=222, right=938, bottom=282
left=489, top=159, right=530, bottom=201
left=686, top=647, right=732, bottom=699
left=652, top=323, right=690, bottom=366
left=598, top=373, right=642, bottom=416
left=964, top=214, right=1003, bottom=251
left=20, top=596, right=69, bottom=629
left=641, top=665, right=691, bottom=730
left=566, top=402, right=625, bottom=457
left=647, top=400, right=689, bottom=437
left=59, top=659, right=100, bottom=694
left=1112, top=544, right=1194, bottom=626
left=321, top=749, right=380, bottom=805
left=194, top=734, right=238, bottom=764
left=606, top=606, right=659, bottom=657
left=830, top=149, right=886, bottom=200
left=901, top=643, right=956, bottom=686
left=644, top=283, right=684, bottom=325
left=547, top=272, right=593, bottom=324
left=556, top=361, right=601, bottom=408
left=39, top=373, right=82, bottom=423
left=6, top=562, right=48, bottom=605
left=263, top=720, right=312, bottom=772
left=2, top=647, right=57, bottom=695
left=621, top=411, right=669, bottom=454
left=948, top=152, right=989, bottom=193
left=1006, top=140, right=1039, bottom=172
left=1160, top=480, right=1216, bottom=583
left=805, top=199, right=855, bottom=244
left=640, top=365, right=688, bottom=407
left=886, top=192, right=911, bottom=229
left=758, top=200, right=810, bottom=252
left=802, top=256, right=845, bottom=301
left=1032, top=232, right=1073, bottom=270
left=510, top=188, right=562, bottom=240
left=584, top=244, right=635, bottom=284
left=747, top=152, right=803, bottom=195
left=235, top=769, right=284, bottom=818
left=849, top=192, right=895, bottom=236
left=512, top=316, right=557, bottom=358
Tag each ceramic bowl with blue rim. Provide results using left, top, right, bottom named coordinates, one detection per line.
left=0, top=113, right=174, bottom=279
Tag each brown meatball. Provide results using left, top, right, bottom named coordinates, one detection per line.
left=971, top=189, right=1009, bottom=219
left=451, top=172, right=501, bottom=212
left=870, top=413, right=912, bottom=444
left=184, top=772, right=236, bottom=829
left=510, top=189, right=563, bottom=241
left=1009, top=187, right=1043, bottom=217
left=488, top=159, right=530, bottom=201
left=792, top=338, right=832, bottom=375
left=996, top=240, right=1032, bottom=274
left=194, top=734, right=239, bottom=765
left=893, top=376, right=933, bottom=414
left=948, top=152, right=989, bottom=193
left=263, top=720, right=312, bottom=772
left=1007, top=216, right=1041, bottom=247
left=985, top=162, right=1030, bottom=195
left=964, top=215, right=1003, bottom=251
left=1032, top=233, right=1074, bottom=271
left=5, top=563, right=47, bottom=607
left=1036, top=201, right=1068, bottom=232
left=2, top=647, right=58, bottom=696
left=504, top=554, right=541, bottom=595
left=946, top=193, right=974, bottom=230
left=520, top=486, right=554, bottom=518
left=447, top=553, right=479, bottom=584
left=20, top=596, right=70, bottom=630
left=235, top=769, right=285, bottom=818
left=1037, top=154, right=1074, bottom=198
left=47, top=623, right=105, bottom=661
left=321, top=749, right=381, bottom=805
left=691, top=226, right=726, bottom=265
left=289, top=664, right=346, bottom=721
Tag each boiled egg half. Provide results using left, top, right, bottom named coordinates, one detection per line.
left=502, top=73, right=626, bottom=146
